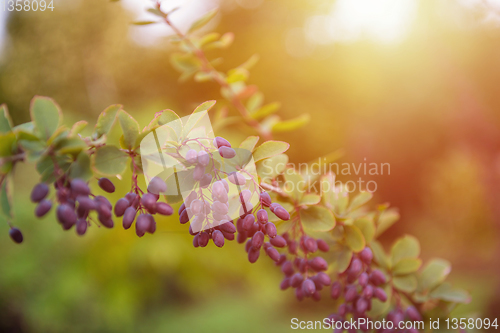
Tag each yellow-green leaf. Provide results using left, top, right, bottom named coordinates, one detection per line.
left=68, top=151, right=92, bottom=181
left=0, top=104, right=13, bottom=134
left=271, top=114, right=310, bottom=133
left=253, top=141, right=290, bottom=163
left=30, top=96, right=62, bottom=140
left=392, top=258, right=422, bottom=275
left=344, top=224, right=365, bottom=252
left=92, top=145, right=129, bottom=176
left=300, top=206, right=335, bottom=232
left=188, top=8, right=218, bottom=33
left=376, top=208, right=400, bottom=237
left=92, top=104, right=121, bottom=140
left=118, top=110, right=140, bottom=150
left=429, top=282, right=470, bottom=303
left=390, top=235, right=420, bottom=266
left=393, top=275, right=417, bottom=293
left=250, top=102, right=280, bottom=120
left=418, top=259, right=451, bottom=292
left=69, top=121, right=88, bottom=137
left=239, top=136, right=259, bottom=152
left=256, top=153, right=288, bottom=181
left=370, top=240, right=389, bottom=269
left=299, top=193, right=321, bottom=206
left=353, top=216, right=375, bottom=244
left=349, top=191, right=373, bottom=211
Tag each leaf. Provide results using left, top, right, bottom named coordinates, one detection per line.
left=429, top=283, right=470, bottom=303
left=418, top=259, right=451, bottom=292
left=299, top=194, right=321, bottom=206
left=188, top=8, right=218, bottom=33
left=92, top=145, right=129, bottom=176
left=283, top=168, right=305, bottom=201
left=146, top=8, right=164, bottom=17
left=0, top=104, right=13, bottom=134
left=199, top=32, right=220, bottom=47
left=252, top=141, right=290, bottom=163
left=69, top=121, right=88, bottom=137
left=375, top=208, right=400, bottom=237
left=55, top=137, right=87, bottom=156
left=226, top=68, right=249, bottom=84
left=300, top=206, right=335, bottom=232
left=30, top=96, right=62, bottom=140
left=0, top=132, right=17, bottom=158
left=390, top=235, right=420, bottom=265
left=118, top=110, right=140, bottom=150
left=239, top=136, right=259, bottom=152
left=370, top=240, right=390, bottom=269
left=250, top=102, right=281, bottom=120
left=256, top=154, right=288, bottom=181
left=132, top=20, right=159, bottom=25
left=68, top=151, right=92, bottom=181
left=193, top=100, right=216, bottom=114
left=353, top=216, right=375, bottom=244
left=271, top=114, right=310, bottom=133
left=330, top=244, right=353, bottom=273
left=92, top=104, right=121, bottom=140
left=348, top=191, right=373, bottom=211
left=392, top=258, right=422, bottom=275
left=344, top=224, right=365, bottom=252
left=0, top=174, right=13, bottom=219
left=239, top=54, right=260, bottom=71
left=393, top=275, right=417, bottom=293
left=181, top=101, right=216, bottom=139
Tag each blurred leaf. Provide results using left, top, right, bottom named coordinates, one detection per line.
left=146, top=8, right=164, bottom=17
left=375, top=208, right=400, bottom=237
left=393, top=275, right=417, bottom=293
left=392, top=258, right=422, bottom=275
left=92, top=104, right=121, bottom=140
left=247, top=92, right=264, bottom=113
left=0, top=132, right=16, bottom=158
left=348, top=191, right=373, bottom=211
left=330, top=244, right=353, bottom=273
left=131, top=20, right=159, bottom=25
left=299, top=193, right=321, bottom=206
left=226, top=68, right=249, bottom=84
left=429, top=283, right=470, bottom=303
left=239, top=136, right=259, bottom=152
left=0, top=104, right=13, bottom=134
left=19, top=139, right=45, bottom=162
left=390, top=235, right=420, bottom=265
left=371, top=240, right=389, bottom=269
left=68, top=151, right=92, bottom=181
left=283, top=168, right=305, bottom=201
left=55, top=137, right=87, bottom=156
left=194, top=71, right=212, bottom=82
left=300, top=206, right=335, bottom=232
left=92, top=145, right=129, bottom=176
left=271, top=114, right=310, bottom=133
left=170, top=53, right=201, bottom=73
left=418, top=259, right=451, bottom=292
left=239, top=54, right=260, bottom=71
left=0, top=174, right=13, bottom=219
left=256, top=153, right=288, bottom=180
left=199, top=32, right=220, bottom=47
left=344, top=224, right=365, bottom=252
left=204, top=32, right=234, bottom=50
left=118, top=110, right=140, bottom=150
left=69, top=121, right=88, bottom=137
left=37, top=155, right=72, bottom=182
left=30, top=96, right=62, bottom=140
left=188, top=8, right=218, bottom=33
left=252, top=141, right=289, bottom=163
left=353, top=216, right=375, bottom=244
left=250, top=102, right=280, bottom=120
left=193, top=100, right=216, bottom=114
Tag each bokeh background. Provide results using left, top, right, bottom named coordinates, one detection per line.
left=1, top=0, right=500, bottom=332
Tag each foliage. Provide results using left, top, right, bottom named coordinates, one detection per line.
left=0, top=1, right=471, bottom=331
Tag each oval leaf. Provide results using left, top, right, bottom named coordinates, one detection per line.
left=300, top=206, right=335, bottom=232
left=92, top=145, right=129, bottom=176
left=0, top=104, right=13, bottom=134
left=418, top=259, right=451, bottom=292
left=393, top=275, right=418, bottom=293
left=392, top=258, right=422, bottom=275
left=92, top=104, right=121, bottom=140
left=391, top=235, right=420, bottom=266
left=252, top=140, right=290, bottom=163
left=344, top=225, right=365, bottom=252
left=30, top=96, right=61, bottom=140
left=118, top=110, right=140, bottom=150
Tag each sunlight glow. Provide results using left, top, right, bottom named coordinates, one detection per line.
left=328, top=0, right=417, bottom=43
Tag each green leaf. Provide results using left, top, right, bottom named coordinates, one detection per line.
left=250, top=102, right=280, bottom=120
left=348, top=191, right=373, bottom=211
left=283, top=168, right=305, bottom=201
left=256, top=153, right=288, bottom=181
left=390, top=235, right=420, bottom=266
left=0, top=132, right=17, bottom=158
left=69, top=120, right=88, bottom=137
left=226, top=68, right=249, bottom=84
left=418, top=259, right=451, bottom=292
left=353, top=217, right=374, bottom=244
left=300, top=206, right=335, bottom=232
left=329, top=244, right=353, bottom=273
left=344, top=224, right=365, bottom=252
left=0, top=104, right=13, bottom=134
left=429, top=283, right=470, bottom=303
left=199, top=32, right=220, bottom=47
left=252, top=141, right=290, bottom=163
left=68, top=151, right=92, bottom=181
left=92, top=145, right=129, bottom=176
left=393, top=275, right=417, bottom=293
left=375, top=208, right=400, bottom=237
left=132, top=20, right=159, bottom=25
left=370, top=240, right=390, bottom=269
left=188, top=8, right=218, bottom=33
left=239, top=136, right=260, bottom=152
left=0, top=174, right=13, bottom=219
left=92, top=104, right=121, bottom=140
left=392, top=258, right=422, bottom=275
left=117, top=110, right=140, bottom=150
left=30, top=96, right=62, bottom=140
left=146, top=8, right=165, bottom=17
left=239, top=54, right=260, bottom=71
left=194, top=100, right=216, bottom=114
left=271, top=114, right=310, bottom=133
left=171, top=53, right=201, bottom=73
left=299, top=193, right=321, bottom=206
left=55, top=137, right=87, bottom=156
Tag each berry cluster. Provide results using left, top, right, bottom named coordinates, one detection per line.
left=115, top=176, right=174, bottom=237
left=330, top=247, right=388, bottom=318
left=277, top=234, right=331, bottom=301
left=31, top=177, right=118, bottom=236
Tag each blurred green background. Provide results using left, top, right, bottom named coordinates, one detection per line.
left=1, top=0, right=500, bottom=331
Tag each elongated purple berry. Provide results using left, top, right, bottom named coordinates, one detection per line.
left=31, top=183, right=49, bottom=203
left=9, top=227, right=23, bottom=244
left=98, top=178, right=115, bottom=193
